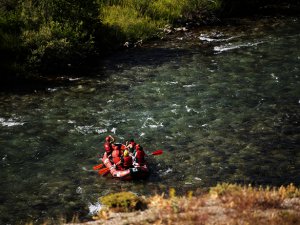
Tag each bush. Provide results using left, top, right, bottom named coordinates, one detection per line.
left=18, top=0, right=100, bottom=74
left=99, top=191, right=147, bottom=212
left=210, top=183, right=300, bottom=211
left=0, top=8, right=25, bottom=80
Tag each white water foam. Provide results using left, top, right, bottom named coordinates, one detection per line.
left=171, top=109, right=178, bottom=114
left=75, top=125, right=95, bottom=134
left=88, top=202, right=102, bottom=216
left=142, top=117, right=163, bottom=129
left=183, top=84, right=197, bottom=88
left=47, top=88, right=59, bottom=92
left=214, top=41, right=264, bottom=53
left=185, top=105, right=199, bottom=114
left=95, top=128, right=108, bottom=134
left=75, top=125, right=109, bottom=135
left=111, top=127, right=117, bottom=134
left=162, top=168, right=173, bottom=176
left=165, top=81, right=179, bottom=85
left=199, top=34, right=240, bottom=42
left=0, top=117, right=25, bottom=127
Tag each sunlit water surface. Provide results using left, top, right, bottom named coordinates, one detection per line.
left=0, top=17, right=299, bottom=224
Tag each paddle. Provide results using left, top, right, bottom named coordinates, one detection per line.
left=102, top=169, right=111, bottom=176
left=98, top=167, right=110, bottom=176
left=98, top=167, right=110, bottom=175
left=98, top=160, right=122, bottom=175
left=150, top=150, right=163, bottom=156
left=93, top=164, right=104, bottom=170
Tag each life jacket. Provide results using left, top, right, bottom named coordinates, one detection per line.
left=123, top=156, right=133, bottom=169
left=128, top=141, right=136, bottom=153
left=104, top=142, right=113, bottom=155
left=134, top=149, right=145, bottom=166
left=112, top=148, right=122, bottom=169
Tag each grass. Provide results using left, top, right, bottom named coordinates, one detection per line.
left=99, top=0, right=222, bottom=42
left=100, top=5, right=162, bottom=41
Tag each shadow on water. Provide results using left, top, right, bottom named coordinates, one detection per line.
left=93, top=47, right=194, bottom=75
left=0, top=77, right=75, bottom=94
left=0, top=47, right=193, bottom=95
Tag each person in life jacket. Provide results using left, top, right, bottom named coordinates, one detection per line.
left=111, top=144, right=123, bottom=170
left=121, top=149, right=133, bottom=169
left=104, top=135, right=115, bottom=156
left=125, top=139, right=136, bottom=154
left=133, top=144, right=145, bottom=167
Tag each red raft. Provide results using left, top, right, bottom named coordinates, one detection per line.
left=102, top=152, right=149, bottom=180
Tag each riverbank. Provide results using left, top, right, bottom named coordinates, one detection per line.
left=1, top=0, right=300, bottom=84
left=66, top=184, right=300, bottom=225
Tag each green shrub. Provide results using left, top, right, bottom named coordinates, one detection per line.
left=22, top=20, right=94, bottom=71
left=99, top=191, right=147, bottom=212
left=18, top=0, right=100, bottom=73
left=0, top=9, right=25, bottom=78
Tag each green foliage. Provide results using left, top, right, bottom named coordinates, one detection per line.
left=18, top=0, right=100, bottom=73
left=99, top=191, right=147, bottom=212
left=0, top=6, right=24, bottom=79
left=0, top=0, right=223, bottom=79
left=3, top=0, right=295, bottom=80
left=21, top=20, right=94, bottom=71
left=99, top=0, right=222, bottom=42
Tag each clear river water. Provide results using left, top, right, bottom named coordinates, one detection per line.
left=0, top=17, right=299, bottom=224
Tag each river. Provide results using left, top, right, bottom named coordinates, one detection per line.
left=0, top=17, right=299, bottom=224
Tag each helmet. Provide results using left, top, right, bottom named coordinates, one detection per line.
left=105, top=136, right=111, bottom=142
left=124, top=150, right=129, bottom=157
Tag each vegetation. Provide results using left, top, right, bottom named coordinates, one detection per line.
left=98, top=191, right=147, bottom=213
left=1, top=0, right=299, bottom=83
left=1, top=0, right=101, bottom=78
left=89, top=183, right=300, bottom=225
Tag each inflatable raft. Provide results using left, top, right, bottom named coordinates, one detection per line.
left=102, top=152, right=149, bottom=180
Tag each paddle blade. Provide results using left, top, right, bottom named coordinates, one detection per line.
left=102, top=169, right=111, bottom=176
left=98, top=167, right=109, bottom=175
left=93, top=164, right=103, bottom=170
left=151, top=150, right=163, bottom=155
